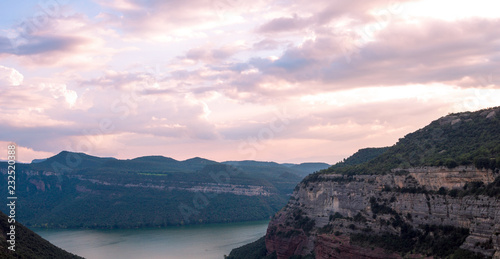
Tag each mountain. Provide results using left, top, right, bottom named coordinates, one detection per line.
left=98, top=155, right=216, bottom=173
left=223, top=160, right=330, bottom=178
left=31, top=158, right=47, bottom=164
left=327, top=147, right=390, bottom=170
left=321, top=107, right=500, bottom=175
left=31, top=150, right=117, bottom=171
left=0, top=153, right=324, bottom=229
left=0, top=211, right=82, bottom=258
left=232, top=106, right=500, bottom=258
left=290, top=162, right=332, bottom=177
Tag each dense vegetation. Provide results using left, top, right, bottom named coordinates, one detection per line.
left=0, top=152, right=326, bottom=229
left=445, top=176, right=500, bottom=198
left=0, top=211, right=82, bottom=258
left=287, top=163, right=332, bottom=177
left=351, top=225, right=483, bottom=258
left=320, top=107, right=500, bottom=175
left=382, top=175, right=500, bottom=199
left=225, top=236, right=276, bottom=259
left=222, top=160, right=329, bottom=179
left=226, top=235, right=316, bottom=259
left=328, top=147, right=390, bottom=170
left=353, top=198, right=474, bottom=257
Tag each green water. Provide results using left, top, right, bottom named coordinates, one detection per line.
left=33, top=220, right=269, bottom=259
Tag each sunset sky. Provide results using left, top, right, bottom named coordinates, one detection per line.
left=1, top=0, right=499, bottom=164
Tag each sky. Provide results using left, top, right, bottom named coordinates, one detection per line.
left=0, top=0, right=499, bottom=164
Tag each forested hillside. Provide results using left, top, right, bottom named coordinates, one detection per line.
left=0, top=152, right=326, bottom=229
left=320, top=106, right=500, bottom=175
left=0, top=211, right=82, bottom=258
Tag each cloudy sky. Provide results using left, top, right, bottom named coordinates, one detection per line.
left=0, top=0, right=499, bottom=164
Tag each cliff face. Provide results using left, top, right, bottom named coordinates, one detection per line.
left=265, top=166, right=500, bottom=258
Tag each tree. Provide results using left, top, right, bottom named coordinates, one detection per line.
left=445, top=159, right=458, bottom=169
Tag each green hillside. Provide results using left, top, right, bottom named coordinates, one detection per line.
left=0, top=211, right=82, bottom=259
left=320, top=106, right=500, bottom=175
left=223, top=161, right=330, bottom=178
left=32, top=151, right=116, bottom=171
left=0, top=153, right=325, bottom=229
left=328, top=147, right=390, bottom=170
left=289, top=162, right=331, bottom=177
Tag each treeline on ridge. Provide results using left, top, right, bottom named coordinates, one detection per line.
left=319, top=107, right=500, bottom=175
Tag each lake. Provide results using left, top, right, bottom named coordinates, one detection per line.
left=33, top=220, right=269, bottom=259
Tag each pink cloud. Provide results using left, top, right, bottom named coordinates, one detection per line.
left=1, top=0, right=499, bottom=164
left=2, top=12, right=119, bottom=69
left=214, top=18, right=500, bottom=103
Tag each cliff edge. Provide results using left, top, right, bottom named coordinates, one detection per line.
left=265, top=106, right=500, bottom=259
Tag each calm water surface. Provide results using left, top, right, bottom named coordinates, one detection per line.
left=33, top=220, right=269, bottom=259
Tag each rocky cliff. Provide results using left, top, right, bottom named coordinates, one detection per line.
left=264, top=107, right=500, bottom=259
left=266, top=167, right=500, bottom=258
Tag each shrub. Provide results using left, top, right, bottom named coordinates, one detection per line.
left=330, top=212, right=344, bottom=221
left=445, top=159, right=458, bottom=169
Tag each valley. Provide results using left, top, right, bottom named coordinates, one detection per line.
left=0, top=152, right=328, bottom=229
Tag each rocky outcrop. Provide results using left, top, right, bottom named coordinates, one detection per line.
left=265, top=167, right=500, bottom=258
left=28, top=179, right=46, bottom=192
left=18, top=174, right=275, bottom=196
left=391, top=166, right=497, bottom=190
left=79, top=177, right=274, bottom=196
left=314, top=235, right=403, bottom=259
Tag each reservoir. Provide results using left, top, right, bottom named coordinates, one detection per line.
left=33, top=220, right=269, bottom=259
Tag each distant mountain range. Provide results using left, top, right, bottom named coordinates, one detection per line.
left=28, top=151, right=328, bottom=176
left=31, top=158, right=47, bottom=163
left=0, top=152, right=329, bottom=229
left=222, top=160, right=330, bottom=178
